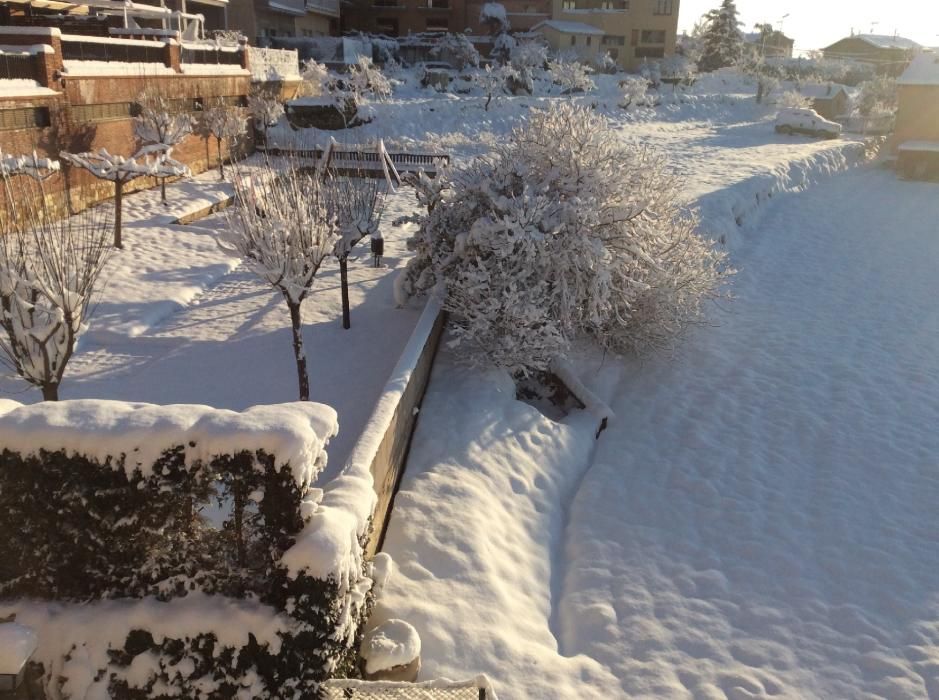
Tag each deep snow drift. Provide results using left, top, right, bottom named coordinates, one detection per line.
left=378, top=168, right=939, bottom=699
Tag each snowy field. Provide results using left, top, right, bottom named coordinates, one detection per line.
left=378, top=167, right=939, bottom=698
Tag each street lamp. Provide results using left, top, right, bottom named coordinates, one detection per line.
left=0, top=623, right=37, bottom=697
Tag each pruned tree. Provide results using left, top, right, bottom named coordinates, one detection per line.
left=0, top=163, right=112, bottom=400
left=396, top=103, right=731, bottom=376
left=698, top=0, right=744, bottom=72
left=222, top=164, right=336, bottom=400
left=134, top=87, right=193, bottom=205
left=247, top=84, right=285, bottom=149
left=0, top=151, right=60, bottom=181
left=325, top=174, right=386, bottom=329
left=201, top=98, right=246, bottom=180
left=60, top=148, right=190, bottom=249
left=548, top=56, right=595, bottom=95
left=740, top=55, right=781, bottom=104
left=475, top=63, right=517, bottom=110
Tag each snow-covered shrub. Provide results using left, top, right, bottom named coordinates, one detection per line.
left=492, top=31, right=517, bottom=64
left=592, top=51, right=618, bottom=75
left=223, top=163, right=336, bottom=400
left=857, top=75, right=897, bottom=117
left=247, top=83, right=285, bottom=147
left=619, top=75, right=649, bottom=109
left=475, top=63, right=517, bottom=110
left=0, top=171, right=111, bottom=401
left=739, top=55, right=781, bottom=104
left=134, top=86, right=193, bottom=204
left=639, top=58, right=662, bottom=88
left=348, top=55, right=392, bottom=102
left=0, top=399, right=377, bottom=697
left=547, top=56, right=595, bottom=95
left=480, top=2, right=509, bottom=33
left=659, top=54, right=697, bottom=86
left=511, top=40, right=548, bottom=75
left=199, top=97, right=246, bottom=180
left=776, top=89, right=810, bottom=109
left=299, top=58, right=331, bottom=97
left=431, top=33, right=480, bottom=71
left=396, top=103, right=731, bottom=374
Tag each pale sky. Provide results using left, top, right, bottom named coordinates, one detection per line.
left=678, top=0, right=939, bottom=53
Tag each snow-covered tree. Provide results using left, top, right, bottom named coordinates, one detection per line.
left=740, top=55, right=781, bottom=104
left=432, top=34, right=480, bottom=71
left=659, top=54, right=697, bottom=87
left=698, top=0, right=744, bottom=72
left=547, top=56, right=595, bottom=95
left=592, top=51, right=618, bottom=75
left=0, top=169, right=112, bottom=400
left=396, top=103, right=731, bottom=375
left=299, top=58, right=331, bottom=97
left=347, top=55, right=392, bottom=102
left=60, top=148, right=189, bottom=248
left=0, top=151, right=59, bottom=181
left=619, top=75, right=649, bottom=109
left=492, top=32, right=517, bottom=65
left=480, top=2, right=509, bottom=34
left=247, top=84, right=285, bottom=148
left=475, top=63, right=517, bottom=110
left=511, top=40, right=548, bottom=75
left=325, top=175, right=386, bottom=329
left=222, top=165, right=336, bottom=400
left=857, top=75, right=897, bottom=117
left=776, top=89, right=811, bottom=109
left=201, top=98, right=246, bottom=180
left=134, top=87, right=193, bottom=205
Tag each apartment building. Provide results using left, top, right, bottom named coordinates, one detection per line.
left=227, top=0, right=339, bottom=44
left=540, top=0, right=678, bottom=70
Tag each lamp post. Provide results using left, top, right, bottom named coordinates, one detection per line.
left=0, top=623, right=37, bottom=698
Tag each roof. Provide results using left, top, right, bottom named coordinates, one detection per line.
left=825, top=34, right=921, bottom=52
left=898, top=51, right=939, bottom=86
left=800, top=83, right=849, bottom=100
left=531, top=20, right=605, bottom=36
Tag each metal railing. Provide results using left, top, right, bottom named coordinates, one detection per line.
left=0, top=52, right=36, bottom=81
left=61, top=38, right=165, bottom=63
left=181, top=46, right=244, bottom=65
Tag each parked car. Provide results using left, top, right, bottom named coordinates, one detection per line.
left=775, top=108, right=842, bottom=139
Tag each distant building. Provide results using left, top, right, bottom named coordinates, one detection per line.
left=340, top=0, right=553, bottom=38
left=799, top=83, right=850, bottom=121
left=822, top=34, right=920, bottom=76
left=744, top=29, right=793, bottom=59
left=531, top=19, right=604, bottom=62
left=227, top=0, right=339, bottom=44
left=893, top=50, right=939, bottom=179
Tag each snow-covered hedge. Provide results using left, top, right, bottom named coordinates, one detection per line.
left=0, top=400, right=377, bottom=698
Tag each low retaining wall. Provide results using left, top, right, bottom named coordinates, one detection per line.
left=343, top=300, right=446, bottom=557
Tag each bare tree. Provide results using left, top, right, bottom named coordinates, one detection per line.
left=247, top=85, right=285, bottom=151
left=326, top=174, right=386, bottom=329
left=60, top=149, right=190, bottom=249
left=134, top=86, right=194, bottom=205
left=0, top=160, right=112, bottom=400
left=202, top=97, right=246, bottom=180
left=221, top=163, right=336, bottom=400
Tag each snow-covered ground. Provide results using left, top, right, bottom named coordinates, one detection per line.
left=378, top=167, right=939, bottom=699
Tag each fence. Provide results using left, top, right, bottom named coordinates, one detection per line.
left=248, top=45, right=300, bottom=81
left=181, top=45, right=244, bottom=66
left=322, top=678, right=493, bottom=699
left=60, top=35, right=166, bottom=64
left=0, top=51, right=36, bottom=81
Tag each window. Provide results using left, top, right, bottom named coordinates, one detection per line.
left=425, top=17, right=449, bottom=31
left=70, top=103, right=133, bottom=123
left=600, top=0, right=627, bottom=9
left=586, top=36, right=591, bottom=46
left=426, top=0, right=450, bottom=8
left=0, top=107, right=50, bottom=130
left=376, top=17, right=399, bottom=35
left=373, top=0, right=400, bottom=6
left=653, top=0, right=672, bottom=14
left=602, top=34, right=625, bottom=46
left=640, top=29, right=666, bottom=44
left=562, top=0, right=575, bottom=9
left=635, top=46, right=665, bottom=58
left=631, top=28, right=639, bottom=45
left=570, top=35, right=576, bottom=45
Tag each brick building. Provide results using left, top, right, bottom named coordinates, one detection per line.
left=893, top=51, right=939, bottom=179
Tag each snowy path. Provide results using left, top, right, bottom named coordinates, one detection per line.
left=379, top=168, right=939, bottom=698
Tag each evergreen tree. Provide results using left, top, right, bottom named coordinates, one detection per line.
left=698, top=0, right=744, bottom=72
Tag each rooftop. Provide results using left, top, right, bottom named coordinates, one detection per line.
left=898, top=51, right=939, bottom=86
left=826, top=34, right=921, bottom=52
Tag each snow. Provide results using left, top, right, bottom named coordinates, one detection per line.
left=0, top=80, right=58, bottom=97
left=851, top=34, right=921, bottom=51
left=361, top=619, right=421, bottom=673
left=0, top=399, right=337, bottom=486
left=899, top=140, right=939, bottom=153
left=60, top=33, right=168, bottom=47
left=0, top=44, right=54, bottom=55
left=378, top=157, right=939, bottom=698
left=0, top=623, right=38, bottom=675
left=898, top=51, right=939, bottom=86
left=180, top=65, right=248, bottom=75
left=531, top=19, right=605, bottom=35
left=61, top=60, right=176, bottom=76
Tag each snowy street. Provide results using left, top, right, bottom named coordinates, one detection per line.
left=379, top=167, right=939, bottom=698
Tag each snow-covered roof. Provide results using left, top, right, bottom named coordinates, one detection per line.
left=800, top=83, right=849, bottom=100
left=898, top=51, right=939, bottom=86
left=827, top=34, right=921, bottom=51
left=531, top=20, right=605, bottom=36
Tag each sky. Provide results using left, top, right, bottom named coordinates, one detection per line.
left=677, top=0, right=939, bottom=53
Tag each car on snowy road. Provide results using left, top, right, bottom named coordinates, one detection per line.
left=774, top=108, right=842, bottom=139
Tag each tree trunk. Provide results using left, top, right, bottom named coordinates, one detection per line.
left=339, top=255, right=351, bottom=330
left=161, top=177, right=167, bottom=205
left=485, top=93, right=492, bottom=111
left=41, top=383, right=59, bottom=401
left=288, top=301, right=310, bottom=400
left=217, top=137, right=225, bottom=180
left=114, top=179, right=123, bottom=249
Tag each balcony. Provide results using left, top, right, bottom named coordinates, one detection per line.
left=306, top=0, right=340, bottom=15
left=419, top=0, right=450, bottom=9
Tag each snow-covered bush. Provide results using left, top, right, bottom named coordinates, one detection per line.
left=299, top=58, right=331, bottom=97
left=247, top=84, right=285, bottom=147
left=492, top=31, right=517, bottom=64
left=659, top=54, right=697, bottom=86
left=0, top=399, right=377, bottom=697
left=775, top=89, right=811, bottom=109
left=511, top=40, right=548, bottom=75
left=0, top=172, right=111, bottom=401
left=134, top=87, right=193, bottom=204
left=223, top=163, right=336, bottom=400
left=348, top=55, right=392, bottom=102
left=431, top=33, right=480, bottom=71
left=639, top=59, right=662, bottom=88
left=619, top=75, right=650, bottom=109
left=60, top=148, right=189, bottom=248
left=857, top=75, right=898, bottom=117
left=480, top=2, right=509, bottom=33
left=592, top=51, right=618, bottom=75
left=739, top=55, right=781, bottom=103
left=547, top=56, right=595, bottom=95
left=475, top=63, right=517, bottom=110
left=396, top=103, right=731, bottom=374
left=200, top=97, right=246, bottom=180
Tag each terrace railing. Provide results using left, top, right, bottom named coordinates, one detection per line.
left=60, top=34, right=166, bottom=64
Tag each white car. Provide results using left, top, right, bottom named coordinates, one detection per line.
left=775, top=108, right=842, bottom=139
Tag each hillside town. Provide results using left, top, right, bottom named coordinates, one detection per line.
left=0, top=0, right=937, bottom=698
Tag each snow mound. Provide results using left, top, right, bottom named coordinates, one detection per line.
left=362, top=619, right=421, bottom=674
left=0, top=623, right=37, bottom=674
left=0, top=399, right=337, bottom=487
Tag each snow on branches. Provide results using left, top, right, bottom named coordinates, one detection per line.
left=60, top=148, right=190, bottom=248
left=0, top=172, right=112, bottom=400
left=431, top=34, right=480, bottom=71
left=222, top=164, right=337, bottom=400
left=200, top=97, right=246, bottom=180
left=0, top=151, right=60, bottom=181
left=548, top=56, right=595, bottom=95
left=134, top=87, right=194, bottom=204
left=475, top=63, right=518, bottom=110
left=247, top=84, right=285, bottom=148
left=347, top=56, right=392, bottom=102
left=396, top=103, right=732, bottom=375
